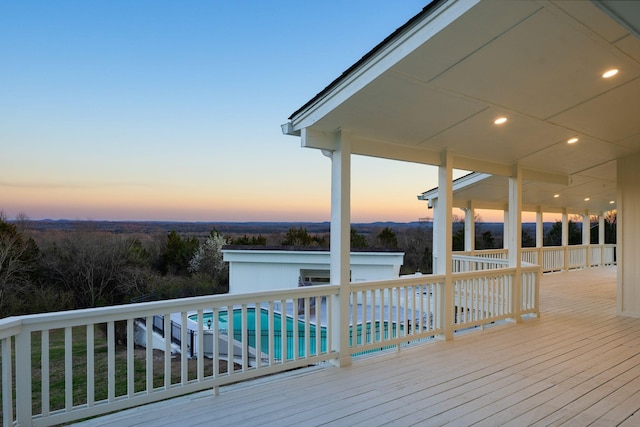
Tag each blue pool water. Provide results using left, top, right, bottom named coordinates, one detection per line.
left=190, top=307, right=326, bottom=360
left=189, top=307, right=399, bottom=360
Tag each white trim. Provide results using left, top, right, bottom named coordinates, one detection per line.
left=289, top=0, right=480, bottom=131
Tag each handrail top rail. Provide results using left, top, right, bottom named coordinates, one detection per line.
left=451, top=254, right=509, bottom=264
left=0, top=316, right=23, bottom=340
left=350, top=272, right=446, bottom=291
left=0, top=284, right=341, bottom=333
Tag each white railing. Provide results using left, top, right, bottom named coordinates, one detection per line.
left=454, top=249, right=508, bottom=260
left=591, top=244, right=616, bottom=267
left=452, top=264, right=540, bottom=330
left=347, top=275, right=445, bottom=355
left=0, top=286, right=338, bottom=427
left=568, top=245, right=587, bottom=269
left=346, top=262, right=540, bottom=352
left=520, top=244, right=616, bottom=273
left=542, top=247, right=565, bottom=272
left=0, top=253, right=550, bottom=426
left=452, top=254, right=508, bottom=273
left=520, top=265, right=540, bottom=315
left=521, top=248, right=538, bottom=265
left=453, top=270, right=512, bottom=328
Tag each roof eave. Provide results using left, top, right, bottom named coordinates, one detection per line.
left=284, top=0, right=455, bottom=133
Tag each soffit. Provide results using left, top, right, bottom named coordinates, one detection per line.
left=441, top=164, right=617, bottom=215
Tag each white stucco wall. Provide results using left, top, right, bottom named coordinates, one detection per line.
left=222, top=249, right=404, bottom=294
left=618, top=152, right=640, bottom=317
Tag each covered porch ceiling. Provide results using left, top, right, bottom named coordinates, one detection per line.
left=285, top=0, right=640, bottom=216
left=418, top=169, right=618, bottom=214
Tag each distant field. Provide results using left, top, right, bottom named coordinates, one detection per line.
left=21, top=219, right=548, bottom=242
left=23, top=219, right=438, bottom=236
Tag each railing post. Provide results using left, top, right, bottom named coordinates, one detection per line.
left=533, top=266, right=542, bottom=318
left=585, top=245, right=591, bottom=268
left=15, top=330, right=33, bottom=426
left=441, top=275, right=454, bottom=340
left=2, top=337, right=14, bottom=426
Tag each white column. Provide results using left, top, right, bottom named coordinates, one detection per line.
left=508, top=165, right=523, bottom=322
left=562, top=209, right=569, bottom=271
left=536, top=209, right=544, bottom=267
left=599, top=213, right=605, bottom=245
left=436, top=151, right=453, bottom=340
left=536, top=210, right=544, bottom=248
left=616, top=151, right=640, bottom=316
left=562, top=210, right=569, bottom=247
left=432, top=199, right=440, bottom=273
left=583, top=212, right=591, bottom=268
left=329, top=130, right=351, bottom=367
left=502, top=210, right=509, bottom=250
left=464, top=202, right=475, bottom=252
left=582, top=213, right=590, bottom=245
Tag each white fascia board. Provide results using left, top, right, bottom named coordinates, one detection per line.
left=452, top=155, right=513, bottom=177
left=301, top=128, right=336, bottom=150
left=419, top=171, right=492, bottom=200
left=351, top=252, right=405, bottom=266
left=351, top=136, right=442, bottom=165
left=223, top=250, right=329, bottom=264
left=453, top=200, right=508, bottom=211
left=289, top=0, right=481, bottom=132
left=302, top=130, right=444, bottom=165
left=522, top=168, right=569, bottom=185
left=222, top=249, right=404, bottom=267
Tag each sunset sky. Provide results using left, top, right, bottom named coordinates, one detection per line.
left=1, top=1, right=463, bottom=223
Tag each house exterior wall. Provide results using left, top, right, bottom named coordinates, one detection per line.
left=223, top=249, right=404, bottom=294
left=618, top=152, right=640, bottom=317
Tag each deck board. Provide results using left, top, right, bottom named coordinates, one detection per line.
left=75, top=266, right=640, bottom=426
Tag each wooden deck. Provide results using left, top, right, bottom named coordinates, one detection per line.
left=76, top=266, right=640, bottom=426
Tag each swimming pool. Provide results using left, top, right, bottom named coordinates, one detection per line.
left=190, top=307, right=326, bottom=360
left=189, top=307, right=400, bottom=360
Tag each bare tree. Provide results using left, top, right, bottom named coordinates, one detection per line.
left=42, top=231, right=147, bottom=308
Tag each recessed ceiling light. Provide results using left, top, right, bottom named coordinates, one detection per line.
left=567, top=137, right=579, bottom=144
left=554, top=194, right=560, bottom=198
left=494, top=117, right=507, bottom=125
left=610, top=200, right=615, bottom=204
left=584, top=197, right=590, bottom=201
left=602, top=69, right=618, bottom=78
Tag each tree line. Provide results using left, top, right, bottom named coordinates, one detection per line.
left=0, top=211, right=615, bottom=318
left=0, top=213, right=232, bottom=318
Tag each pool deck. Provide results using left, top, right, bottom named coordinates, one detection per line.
left=75, top=266, right=640, bottom=426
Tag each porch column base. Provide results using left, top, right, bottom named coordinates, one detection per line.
left=436, top=331, right=454, bottom=341
left=330, top=354, right=352, bottom=368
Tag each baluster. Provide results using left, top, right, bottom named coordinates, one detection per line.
left=127, top=319, right=135, bottom=398
left=107, top=322, right=116, bottom=402
left=65, top=327, right=73, bottom=410
left=86, top=325, right=94, bottom=406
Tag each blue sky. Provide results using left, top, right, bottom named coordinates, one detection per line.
left=1, top=0, right=445, bottom=222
